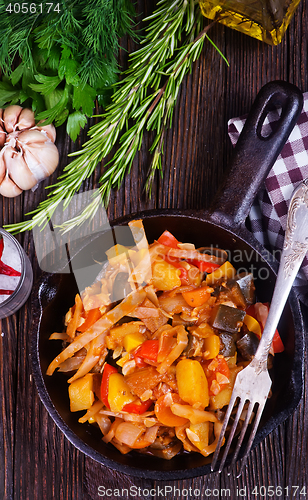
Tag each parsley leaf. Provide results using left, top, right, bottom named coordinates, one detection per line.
left=67, top=111, right=88, bottom=141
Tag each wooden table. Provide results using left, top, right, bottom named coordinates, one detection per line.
left=1, top=1, right=308, bottom=498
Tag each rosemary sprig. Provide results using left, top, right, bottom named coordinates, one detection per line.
left=6, top=0, right=227, bottom=235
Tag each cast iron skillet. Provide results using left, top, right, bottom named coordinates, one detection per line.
left=31, top=81, right=305, bottom=479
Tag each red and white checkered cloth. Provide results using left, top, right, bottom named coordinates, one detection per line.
left=228, top=93, right=308, bottom=306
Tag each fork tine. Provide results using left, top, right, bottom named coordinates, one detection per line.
left=211, top=391, right=239, bottom=472
left=228, top=398, right=257, bottom=471
left=236, top=396, right=268, bottom=476
left=217, top=397, right=247, bottom=473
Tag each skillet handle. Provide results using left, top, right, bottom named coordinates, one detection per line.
left=212, top=81, right=303, bottom=227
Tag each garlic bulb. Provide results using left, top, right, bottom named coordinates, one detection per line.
left=0, top=106, right=59, bottom=198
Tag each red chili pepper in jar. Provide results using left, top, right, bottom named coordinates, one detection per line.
left=0, top=235, right=21, bottom=277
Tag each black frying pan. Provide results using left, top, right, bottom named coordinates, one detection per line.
left=30, top=81, right=305, bottom=479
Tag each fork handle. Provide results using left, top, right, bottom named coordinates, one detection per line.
left=251, top=179, right=308, bottom=372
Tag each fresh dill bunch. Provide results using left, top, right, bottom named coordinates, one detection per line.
left=5, top=0, right=228, bottom=235
left=0, top=0, right=136, bottom=139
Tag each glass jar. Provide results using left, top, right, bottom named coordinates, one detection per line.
left=0, top=228, right=33, bottom=319
left=199, top=0, right=302, bottom=44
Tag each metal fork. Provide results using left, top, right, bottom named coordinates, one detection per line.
left=211, top=178, right=308, bottom=474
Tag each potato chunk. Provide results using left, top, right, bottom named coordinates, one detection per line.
left=69, top=373, right=95, bottom=412
left=176, top=359, right=209, bottom=409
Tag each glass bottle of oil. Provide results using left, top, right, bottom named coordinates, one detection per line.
left=199, top=0, right=302, bottom=45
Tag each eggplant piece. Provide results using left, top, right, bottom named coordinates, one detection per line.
left=214, top=280, right=246, bottom=308
left=112, top=272, right=132, bottom=302
left=183, top=334, right=204, bottom=357
left=236, top=332, right=259, bottom=361
left=235, top=272, right=255, bottom=305
left=219, top=333, right=236, bottom=357
left=209, top=304, right=246, bottom=334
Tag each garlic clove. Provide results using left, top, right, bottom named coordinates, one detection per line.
left=3, top=105, right=23, bottom=133
left=17, top=129, right=50, bottom=146
left=3, top=146, right=37, bottom=191
left=0, top=150, right=6, bottom=184
left=16, top=108, right=35, bottom=130
left=0, top=174, right=23, bottom=197
left=22, top=142, right=59, bottom=182
left=33, top=122, right=57, bottom=143
left=0, top=126, right=6, bottom=148
left=0, top=151, right=23, bottom=198
left=0, top=105, right=59, bottom=198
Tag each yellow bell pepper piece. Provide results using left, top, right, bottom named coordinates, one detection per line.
left=116, top=353, right=131, bottom=367
left=106, top=321, right=143, bottom=350
left=123, top=331, right=146, bottom=353
left=68, top=373, right=95, bottom=412
left=151, top=257, right=181, bottom=291
left=108, top=373, right=136, bottom=412
left=203, top=334, right=220, bottom=359
left=243, top=314, right=262, bottom=338
left=176, top=359, right=209, bottom=409
left=205, top=261, right=236, bottom=285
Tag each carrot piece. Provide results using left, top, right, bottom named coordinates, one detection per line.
left=182, top=286, right=212, bottom=307
left=154, top=393, right=189, bottom=427
left=78, top=307, right=101, bottom=333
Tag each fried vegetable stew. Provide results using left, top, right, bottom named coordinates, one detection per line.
left=47, top=220, right=284, bottom=459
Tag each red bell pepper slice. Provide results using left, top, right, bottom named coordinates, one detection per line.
left=122, top=399, right=153, bottom=414
left=101, top=363, right=118, bottom=408
left=138, top=340, right=159, bottom=362
left=187, top=259, right=220, bottom=274
left=245, top=303, right=284, bottom=353
left=157, top=230, right=180, bottom=248
left=132, top=345, right=148, bottom=367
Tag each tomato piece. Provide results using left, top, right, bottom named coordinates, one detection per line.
left=138, top=340, right=159, bottom=362
left=122, top=399, right=153, bottom=414
left=272, top=329, right=285, bottom=353
left=157, top=230, right=180, bottom=248
left=78, top=307, right=101, bottom=332
left=203, top=357, right=230, bottom=397
left=100, top=363, right=118, bottom=408
left=245, top=303, right=284, bottom=353
left=245, top=304, right=257, bottom=318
